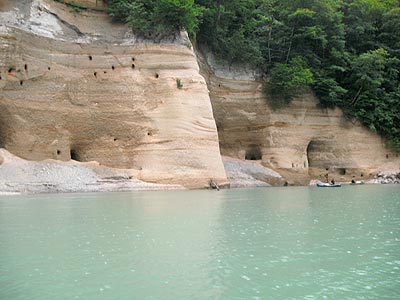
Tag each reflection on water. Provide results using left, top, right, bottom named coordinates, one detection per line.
left=0, top=185, right=399, bottom=300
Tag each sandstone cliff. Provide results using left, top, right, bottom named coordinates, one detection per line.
left=198, top=48, right=400, bottom=185
left=0, top=0, right=228, bottom=189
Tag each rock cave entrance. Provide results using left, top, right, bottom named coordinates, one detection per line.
left=307, top=140, right=322, bottom=168
left=0, top=122, right=4, bottom=148
left=70, top=149, right=81, bottom=161
left=245, top=145, right=262, bottom=160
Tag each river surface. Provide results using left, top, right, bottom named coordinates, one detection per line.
left=0, top=185, right=399, bottom=300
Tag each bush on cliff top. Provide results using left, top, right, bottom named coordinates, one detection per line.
left=105, top=0, right=202, bottom=37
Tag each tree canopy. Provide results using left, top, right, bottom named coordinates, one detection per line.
left=105, top=0, right=400, bottom=151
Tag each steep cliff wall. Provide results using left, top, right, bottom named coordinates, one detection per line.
left=198, top=49, right=400, bottom=184
left=0, top=0, right=228, bottom=188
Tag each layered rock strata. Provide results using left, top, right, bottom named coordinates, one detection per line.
left=0, top=0, right=228, bottom=189
left=198, top=49, right=400, bottom=184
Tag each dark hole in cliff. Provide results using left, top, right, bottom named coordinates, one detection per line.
left=70, top=149, right=80, bottom=161
left=104, top=71, right=107, bottom=74
left=113, top=138, right=117, bottom=142
left=307, top=140, right=330, bottom=169
left=24, top=64, right=27, bottom=71
left=361, top=173, right=364, bottom=177
left=57, top=150, right=61, bottom=155
left=132, top=57, right=135, bottom=62
left=0, top=76, right=2, bottom=80
left=89, top=55, right=92, bottom=60
left=20, top=80, right=23, bottom=86
left=132, top=64, right=135, bottom=69
left=8, top=67, right=13, bottom=73
left=147, top=131, right=152, bottom=136
left=218, top=84, right=221, bottom=87
left=112, top=65, right=115, bottom=70
left=155, top=73, right=159, bottom=79
left=386, top=154, right=389, bottom=159
left=339, top=168, right=346, bottom=175
left=94, top=72, right=97, bottom=77
left=245, top=145, right=262, bottom=160
left=48, top=67, right=51, bottom=70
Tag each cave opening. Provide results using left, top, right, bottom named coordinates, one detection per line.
left=307, top=141, right=316, bottom=168
left=0, top=128, right=3, bottom=148
left=70, top=149, right=81, bottom=161
left=339, top=168, right=346, bottom=175
left=245, top=145, right=262, bottom=160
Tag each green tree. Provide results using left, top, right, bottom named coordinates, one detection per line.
left=266, top=57, right=314, bottom=108
left=105, top=0, right=202, bottom=37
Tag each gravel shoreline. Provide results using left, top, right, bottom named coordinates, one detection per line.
left=0, top=149, right=183, bottom=195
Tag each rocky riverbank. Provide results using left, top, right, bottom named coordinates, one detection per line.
left=368, top=171, right=400, bottom=184
left=0, top=149, right=183, bottom=195
left=0, top=148, right=292, bottom=194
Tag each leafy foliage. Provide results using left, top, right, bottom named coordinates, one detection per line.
left=266, top=58, right=314, bottom=109
left=105, top=0, right=202, bottom=37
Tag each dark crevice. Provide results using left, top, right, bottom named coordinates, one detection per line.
left=70, top=149, right=81, bottom=161
left=245, top=145, right=262, bottom=160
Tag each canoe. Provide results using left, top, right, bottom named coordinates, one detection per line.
left=350, top=181, right=364, bottom=185
left=317, top=182, right=341, bottom=187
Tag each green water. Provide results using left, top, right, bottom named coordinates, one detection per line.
left=0, top=185, right=399, bottom=300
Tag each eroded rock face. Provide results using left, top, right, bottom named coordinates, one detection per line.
left=198, top=49, right=400, bottom=184
left=0, top=0, right=228, bottom=188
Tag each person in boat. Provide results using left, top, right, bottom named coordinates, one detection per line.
left=330, top=178, right=335, bottom=185
left=351, top=176, right=356, bottom=184
left=325, top=173, right=329, bottom=183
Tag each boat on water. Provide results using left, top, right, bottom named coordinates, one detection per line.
left=350, top=181, right=364, bottom=185
left=317, top=182, right=342, bottom=187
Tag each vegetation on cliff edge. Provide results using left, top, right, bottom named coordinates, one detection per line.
left=104, top=0, right=400, bottom=151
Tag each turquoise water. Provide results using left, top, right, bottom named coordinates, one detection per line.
left=0, top=185, right=400, bottom=300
